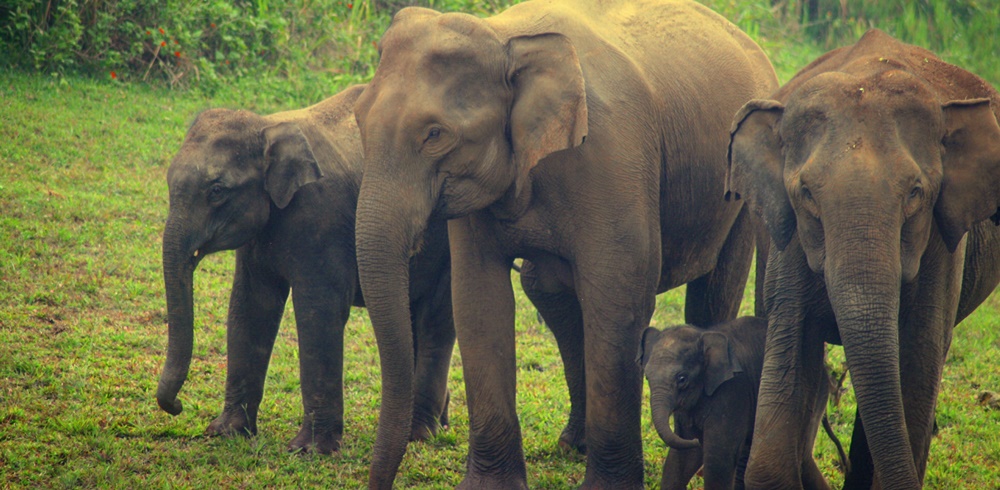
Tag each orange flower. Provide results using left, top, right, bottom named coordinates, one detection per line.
left=146, top=30, right=151, bottom=36
left=110, top=71, right=117, bottom=79
left=210, top=23, right=216, bottom=28
left=158, top=27, right=165, bottom=34
left=174, top=39, right=179, bottom=44
left=174, top=51, right=181, bottom=58
left=160, top=41, right=166, bottom=47
left=347, top=3, right=353, bottom=8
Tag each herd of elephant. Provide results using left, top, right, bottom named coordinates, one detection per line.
left=154, top=0, right=1000, bottom=488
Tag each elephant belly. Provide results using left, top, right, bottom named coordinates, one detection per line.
left=656, top=207, right=742, bottom=292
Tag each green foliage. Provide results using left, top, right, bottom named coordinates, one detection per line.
left=755, top=0, right=1000, bottom=85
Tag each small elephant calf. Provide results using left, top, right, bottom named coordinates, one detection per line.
left=640, top=316, right=832, bottom=490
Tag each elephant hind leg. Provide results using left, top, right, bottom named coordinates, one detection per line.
left=684, top=204, right=755, bottom=327
left=519, top=256, right=587, bottom=454
left=410, top=276, right=456, bottom=442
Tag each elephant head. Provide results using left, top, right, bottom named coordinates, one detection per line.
left=727, top=66, right=1000, bottom=484
left=157, top=110, right=323, bottom=415
left=639, top=325, right=744, bottom=450
left=351, top=8, right=587, bottom=486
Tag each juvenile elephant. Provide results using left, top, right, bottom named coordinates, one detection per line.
left=640, top=317, right=830, bottom=490
left=351, top=0, right=777, bottom=487
left=157, top=85, right=455, bottom=454
left=726, top=29, right=1000, bottom=489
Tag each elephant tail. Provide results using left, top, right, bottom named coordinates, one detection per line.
left=822, top=413, right=851, bottom=477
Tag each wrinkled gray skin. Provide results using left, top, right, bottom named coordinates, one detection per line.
left=727, top=29, right=1000, bottom=489
left=352, top=0, right=777, bottom=487
left=157, top=85, right=455, bottom=454
left=640, top=317, right=829, bottom=490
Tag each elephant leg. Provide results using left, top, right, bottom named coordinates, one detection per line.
left=661, top=443, right=703, bottom=490
left=449, top=218, right=527, bottom=489
left=894, top=240, right=964, bottom=484
left=287, top=282, right=351, bottom=454
left=746, top=241, right=831, bottom=489
left=520, top=256, right=587, bottom=454
left=844, top=411, right=874, bottom=490
left=801, top=371, right=833, bottom=490
left=410, top=275, right=456, bottom=441
left=576, top=258, right=655, bottom=489
left=685, top=204, right=754, bottom=326
left=207, top=251, right=288, bottom=438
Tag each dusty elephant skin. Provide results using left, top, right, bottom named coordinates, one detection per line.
left=351, top=0, right=778, bottom=487
left=157, top=85, right=455, bottom=455
left=727, top=29, right=1000, bottom=489
left=640, top=317, right=830, bottom=490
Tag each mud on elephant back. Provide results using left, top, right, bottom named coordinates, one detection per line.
left=157, top=85, right=456, bottom=455
left=726, top=28, right=1000, bottom=489
left=351, top=0, right=777, bottom=488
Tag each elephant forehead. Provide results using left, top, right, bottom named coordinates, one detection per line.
left=786, top=68, right=939, bottom=120
left=380, top=12, right=502, bottom=74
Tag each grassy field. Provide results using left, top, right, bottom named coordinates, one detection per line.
left=2, top=2, right=1000, bottom=488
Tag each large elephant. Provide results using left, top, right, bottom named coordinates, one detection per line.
left=726, top=29, right=1000, bottom=489
left=351, top=0, right=777, bottom=487
left=156, top=85, right=455, bottom=454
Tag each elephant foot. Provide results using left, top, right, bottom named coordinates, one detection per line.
left=557, top=422, right=587, bottom=455
left=410, top=414, right=444, bottom=442
left=287, top=424, right=341, bottom=455
left=457, top=472, right=528, bottom=490
left=205, top=410, right=255, bottom=437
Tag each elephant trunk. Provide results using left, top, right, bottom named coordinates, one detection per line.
left=157, top=216, right=201, bottom=415
left=825, top=211, right=920, bottom=488
left=649, top=386, right=700, bottom=450
left=355, top=172, right=434, bottom=489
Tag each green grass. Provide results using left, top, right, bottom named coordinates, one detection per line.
left=2, top=3, right=1000, bottom=487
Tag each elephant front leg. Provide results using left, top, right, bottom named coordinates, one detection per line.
left=519, top=257, right=587, bottom=455
left=896, top=246, right=962, bottom=484
left=575, top=265, right=654, bottom=489
left=449, top=218, right=526, bottom=489
left=746, top=243, right=830, bottom=489
left=409, top=278, right=456, bottom=441
left=660, top=444, right=703, bottom=490
left=207, top=255, right=289, bottom=438
left=288, top=283, right=352, bottom=454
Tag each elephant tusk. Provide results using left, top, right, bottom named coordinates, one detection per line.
left=193, top=249, right=199, bottom=257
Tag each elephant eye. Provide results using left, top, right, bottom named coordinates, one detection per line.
left=801, top=185, right=814, bottom=202
left=425, top=127, right=442, bottom=143
left=675, top=373, right=688, bottom=387
left=909, top=185, right=922, bottom=199
left=208, top=183, right=226, bottom=203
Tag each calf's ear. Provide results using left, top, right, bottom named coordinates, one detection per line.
left=702, top=331, right=743, bottom=396
left=637, top=327, right=662, bottom=369
left=262, top=122, right=324, bottom=209
left=935, top=98, right=1000, bottom=252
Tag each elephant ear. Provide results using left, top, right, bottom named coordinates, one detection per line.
left=727, top=99, right=796, bottom=251
left=507, top=33, right=588, bottom=198
left=262, top=122, right=324, bottom=209
left=701, top=331, right=743, bottom=397
left=637, top=326, right=663, bottom=369
left=935, top=98, right=1000, bottom=252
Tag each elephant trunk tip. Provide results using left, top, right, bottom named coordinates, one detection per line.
left=157, top=394, right=183, bottom=416
left=666, top=437, right=701, bottom=450
left=724, top=190, right=741, bottom=202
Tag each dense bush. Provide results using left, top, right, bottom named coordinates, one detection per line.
left=0, top=0, right=394, bottom=91
left=1, top=0, right=997, bottom=91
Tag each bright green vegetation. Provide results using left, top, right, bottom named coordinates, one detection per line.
left=2, top=1, right=999, bottom=488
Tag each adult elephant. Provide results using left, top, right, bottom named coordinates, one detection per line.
left=726, top=29, right=1000, bottom=489
left=352, top=1, right=777, bottom=487
left=157, top=85, right=455, bottom=454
